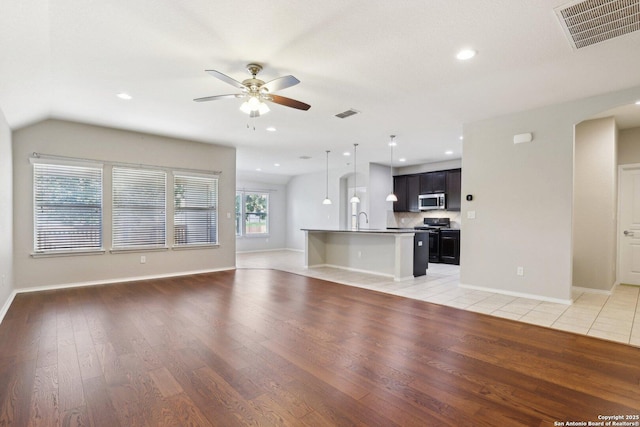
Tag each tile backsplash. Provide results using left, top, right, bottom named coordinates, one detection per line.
left=387, top=211, right=461, bottom=229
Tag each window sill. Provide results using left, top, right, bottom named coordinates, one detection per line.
left=31, top=249, right=106, bottom=258
left=110, top=247, right=169, bottom=254
left=172, top=244, right=220, bottom=251
left=237, top=234, right=270, bottom=239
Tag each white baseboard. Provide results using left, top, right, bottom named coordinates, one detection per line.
left=459, top=282, right=573, bottom=305
left=236, top=248, right=295, bottom=254
left=0, top=290, right=17, bottom=325
left=572, top=286, right=613, bottom=296
left=308, top=263, right=400, bottom=281
left=12, top=266, right=236, bottom=296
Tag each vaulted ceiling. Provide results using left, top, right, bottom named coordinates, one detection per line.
left=1, top=0, right=640, bottom=183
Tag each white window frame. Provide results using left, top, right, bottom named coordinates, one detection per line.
left=173, top=172, right=219, bottom=248
left=112, top=167, right=167, bottom=251
left=236, top=190, right=270, bottom=237
left=31, top=159, right=104, bottom=256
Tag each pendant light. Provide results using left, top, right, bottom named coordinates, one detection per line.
left=386, top=135, right=398, bottom=202
left=322, top=150, right=332, bottom=205
left=350, top=143, right=360, bottom=204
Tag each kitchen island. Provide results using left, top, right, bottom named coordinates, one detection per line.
left=301, top=228, right=425, bottom=281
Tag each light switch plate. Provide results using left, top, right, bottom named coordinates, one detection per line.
left=467, top=210, right=476, bottom=219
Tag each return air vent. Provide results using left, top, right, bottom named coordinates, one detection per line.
left=335, top=109, right=360, bottom=119
left=555, top=0, right=640, bottom=50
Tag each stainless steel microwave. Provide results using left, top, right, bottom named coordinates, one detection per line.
left=419, top=193, right=446, bottom=210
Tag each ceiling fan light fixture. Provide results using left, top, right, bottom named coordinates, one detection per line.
left=258, top=101, right=270, bottom=115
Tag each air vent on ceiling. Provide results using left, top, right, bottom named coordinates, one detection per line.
left=555, top=0, right=640, bottom=50
left=335, top=109, right=360, bottom=119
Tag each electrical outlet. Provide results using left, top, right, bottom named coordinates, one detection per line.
left=140, top=256, right=146, bottom=264
left=517, top=266, right=524, bottom=276
left=358, top=250, right=362, bottom=258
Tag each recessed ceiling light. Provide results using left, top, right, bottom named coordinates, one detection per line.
left=459, top=136, right=464, bottom=140
left=116, top=92, right=132, bottom=100
left=343, top=152, right=351, bottom=156
left=398, top=158, right=406, bottom=162
left=635, top=100, right=640, bottom=105
left=274, top=163, right=280, bottom=167
left=256, top=168, right=262, bottom=171
left=266, top=126, right=277, bottom=132
left=456, top=49, right=477, bottom=60
left=445, top=150, right=454, bottom=155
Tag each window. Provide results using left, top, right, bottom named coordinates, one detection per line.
left=33, top=162, right=103, bottom=253
left=112, top=167, right=166, bottom=249
left=174, top=174, right=218, bottom=246
left=236, top=191, right=269, bottom=236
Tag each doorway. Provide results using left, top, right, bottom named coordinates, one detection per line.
left=618, top=164, right=640, bottom=286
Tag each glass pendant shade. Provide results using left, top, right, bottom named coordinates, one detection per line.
left=323, top=150, right=332, bottom=205
left=351, top=143, right=359, bottom=204
left=387, top=135, right=397, bottom=203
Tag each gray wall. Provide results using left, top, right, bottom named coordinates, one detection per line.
left=0, top=108, right=13, bottom=318
left=573, top=117, right=617, bottom=291
left=13, top=119, right=236, bottom=290
left=236, top=179, right=287, bottom=252
left=461, top=85, right=640, bottom=303
left=619, top=127, right=640, bottom=165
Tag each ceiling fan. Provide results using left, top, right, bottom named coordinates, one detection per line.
left=194, top=63, right=311, bottom=117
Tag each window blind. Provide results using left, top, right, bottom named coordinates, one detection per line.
left=174, top=174, right=218, bottom=246
left=112, top=167, right=166, bottom=249
left=33, top=163, right=103, bottom=253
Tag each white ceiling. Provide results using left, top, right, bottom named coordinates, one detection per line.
left=2, top=0, right=640, bottom=183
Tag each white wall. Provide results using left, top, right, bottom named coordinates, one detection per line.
left=13, top=119, right=236, bottom=290
left=368, top=163, right=395, bottom=229
left=618, top=127, right=640, bottom=165
left=461, top=85, right=640, bottom=303
left=286, top=163, right=376, bottom=250
left=0, top=108, right=13, bottom=319
left=573, top=118, right=617, bottom=291
left=398, top=159, right=462, bottom=175
left=286, top=168, right=344, bottom=250
left=236, top=179, right=287, bottom=252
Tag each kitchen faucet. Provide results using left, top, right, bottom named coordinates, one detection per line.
left=357, top=211, right=368, bottom=230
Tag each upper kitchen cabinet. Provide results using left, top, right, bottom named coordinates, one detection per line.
left=393, top=175, right=408, bottom=212
left=446, top=169, right=461, bottom=211
left=394, top=168, right=460, bottom=212
left=393, top=175, right=420, bottom=212
left=419, top=171, right=446, bottom=194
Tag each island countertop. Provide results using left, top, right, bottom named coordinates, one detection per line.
left=301, top=228, right=428, bottom=234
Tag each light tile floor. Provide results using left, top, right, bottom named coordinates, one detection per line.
left=236, top=250, right=640, bottom=347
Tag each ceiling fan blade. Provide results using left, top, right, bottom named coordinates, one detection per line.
left=269, top=94, right=311, bottom=111
left=205, top=70, right=246, bottom=89
left=193, top=94, right=240, bottom=102
left=262, top=75, right=300, bottom=93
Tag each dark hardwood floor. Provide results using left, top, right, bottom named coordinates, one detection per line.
left=1, top=269, right=639, bottom=426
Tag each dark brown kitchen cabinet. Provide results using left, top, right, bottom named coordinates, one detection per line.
left=407, top=175, right=420, bottom=212
left=439, top=229, right=460, bottom=265
left=419, top=171, right=446, bottom=194
left=393, top=175, right=420, bottom=212
left=446, top=169, right=462, bottom=211
left=393, top=176, right=408, bottom=212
